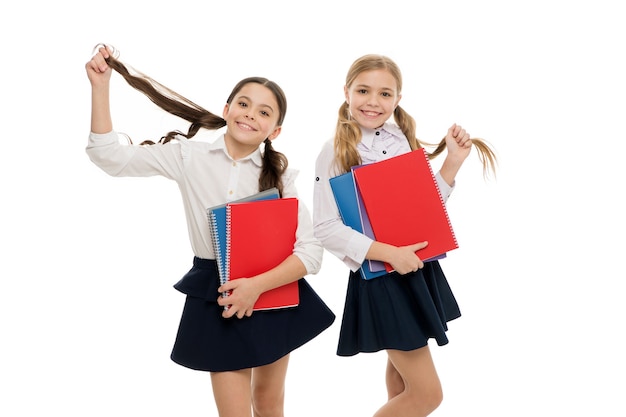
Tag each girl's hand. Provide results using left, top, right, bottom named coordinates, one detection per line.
left=386, top=241, right=428, bottom=275
left=217, top=278, right=262, bottom=319
left=85, top=45, right=113, bottom=87
left=444, top=123, right=473, bottom=163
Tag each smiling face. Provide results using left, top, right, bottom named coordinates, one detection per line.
left=344, top=68, right=402, bottom=130
left=222, top=82, right=282, bottom=160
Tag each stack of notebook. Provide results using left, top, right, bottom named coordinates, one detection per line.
left=330, top=148, right=458, bottom=279
left=207, top=190, right=299, bottom=310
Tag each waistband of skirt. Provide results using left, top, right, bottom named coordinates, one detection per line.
left=193, top=256, right=218, bottom=269
left=173, top=257, right=219, bottom=299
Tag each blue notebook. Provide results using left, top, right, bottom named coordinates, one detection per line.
left=207, top=188, right=280, bottom=286
left=329, top=173, right=387, bottom=280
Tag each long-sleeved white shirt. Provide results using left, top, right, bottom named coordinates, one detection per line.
left=86, top=129, right=323, bottom=275
left=312, top=123, right=454, bottom=272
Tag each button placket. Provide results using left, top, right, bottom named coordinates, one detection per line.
left=227, top=160, right=241, bottom=198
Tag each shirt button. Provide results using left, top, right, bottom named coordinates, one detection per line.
left=229, top=190, right=234, bottom=195
left=375, top=131, right=380, bottom=135
left=232, top=162, right=237, bottom=167
left=382, top=150, right=387, bottom=154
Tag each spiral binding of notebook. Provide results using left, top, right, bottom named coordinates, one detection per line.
left=420, top=148, right=458, bottom=252
left=224, top=205, right=232, bottom=294
left=207, top=212, right=224, bottom=284
left=207, top=210, right=229, bottom=301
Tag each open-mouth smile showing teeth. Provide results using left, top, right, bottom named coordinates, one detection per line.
left=361, top=110, right=380, bottom=118
left=237, top=122, right=255, bottom=131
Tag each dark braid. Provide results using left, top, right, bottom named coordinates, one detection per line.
left=260, top=138, right=288, bottom=197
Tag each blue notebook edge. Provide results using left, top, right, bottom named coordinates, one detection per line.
left=329, top=173, right=387, bottom=280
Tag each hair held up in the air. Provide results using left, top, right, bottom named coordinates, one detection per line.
left=95, top=44, right=289, bottom=195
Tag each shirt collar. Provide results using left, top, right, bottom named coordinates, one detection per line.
left=359, top=122, right=405, bottom=149
left=207, top=133, right=264, bottom=167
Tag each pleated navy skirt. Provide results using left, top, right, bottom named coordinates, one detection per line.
left=337, top=260, right=461, bottom=356
left=171, top=257, right=335, bottom=372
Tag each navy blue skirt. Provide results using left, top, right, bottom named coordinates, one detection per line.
left=171, top=257, right=335, bottom=372
left=337, top=260, right=461, bottom=356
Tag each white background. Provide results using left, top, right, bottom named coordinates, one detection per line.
left=1, top=1, right=625, bottom=415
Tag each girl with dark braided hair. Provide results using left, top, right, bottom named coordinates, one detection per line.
left=85, top=45, right=334, bottom=417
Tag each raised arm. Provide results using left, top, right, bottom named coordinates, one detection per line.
left=85, top=46, right=113, bottom=134
left=438, top=123, right=473, bottom=186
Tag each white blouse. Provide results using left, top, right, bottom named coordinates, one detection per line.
left=86, top=129, right=323, bottom=274
left=312, top=123, right=454, bottom=272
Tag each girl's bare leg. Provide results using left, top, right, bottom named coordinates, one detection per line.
left=374, top=346, right=443, bottom=417
left=211, top=368, right=253, bottom=417
left=385, top=357, right=405, bottom=399
left=251, top=354, right=290, bottom=417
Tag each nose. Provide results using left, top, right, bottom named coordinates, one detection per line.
left=366, top=95, right=379, bottom=107
left=245, top=111, right=255, bottom=120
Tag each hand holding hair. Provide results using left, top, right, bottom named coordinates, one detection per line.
left=444, top=123, right=473, bottom=160
left=85, top=45, right=114, bottom=86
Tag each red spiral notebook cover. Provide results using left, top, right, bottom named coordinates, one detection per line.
left=226, top=198, right=299, bottom=310
left=352, top=149, right=458, bottom=272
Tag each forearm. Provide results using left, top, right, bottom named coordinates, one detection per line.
left=365, top=241, right=397, bottom=264
left=439, top=154, right=465, bottom=187
left=255, top=255, right=308, bottom=292
left=90, top=84, right=113, bottom=134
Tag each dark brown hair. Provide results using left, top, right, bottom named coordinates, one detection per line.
left=101, top=45, right=289, bottom=195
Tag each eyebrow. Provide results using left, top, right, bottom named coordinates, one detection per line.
left=354, top=83, right=394, bottom=92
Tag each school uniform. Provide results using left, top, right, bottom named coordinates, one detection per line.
left=313, top=123, right=460, bottom=356
left=87, top=129, right=335, bottom=371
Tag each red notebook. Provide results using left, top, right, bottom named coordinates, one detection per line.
left=352, top=149, right=458, bottom=272
left=226, top=197, right=300, bottom=311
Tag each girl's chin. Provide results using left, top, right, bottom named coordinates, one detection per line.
left=358, top=119, right=384, bottom=129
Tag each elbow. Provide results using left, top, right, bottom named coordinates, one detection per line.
left=308, top=243, right=324, bottom=275
left=312, top=221, right=333, bottom=249
left=295, top=241, right=324, bottom=276
left=85, top=148, right=131, bottom=177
